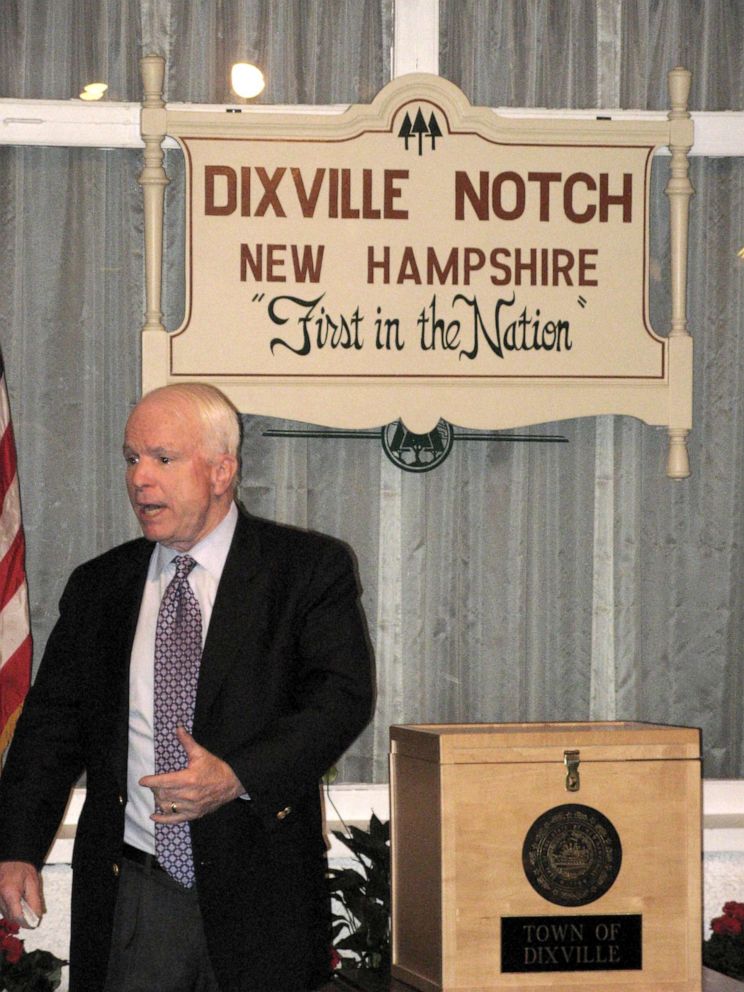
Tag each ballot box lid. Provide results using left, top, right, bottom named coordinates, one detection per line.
left=389, top=720, right=701, bottom=764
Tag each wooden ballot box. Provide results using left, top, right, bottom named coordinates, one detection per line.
left=390, top=722, right=701, bottom=992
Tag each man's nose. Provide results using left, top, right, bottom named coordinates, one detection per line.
left=129, top=460, right=151, bottom=488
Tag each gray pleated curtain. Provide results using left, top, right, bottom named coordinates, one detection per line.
left=0, top=1, right=742, bottom=782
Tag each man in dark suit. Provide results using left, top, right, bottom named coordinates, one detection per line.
left=0, top=383, right=374, bottom=991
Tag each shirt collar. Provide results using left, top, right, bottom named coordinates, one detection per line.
left=155, top=502, right=239, bottom=582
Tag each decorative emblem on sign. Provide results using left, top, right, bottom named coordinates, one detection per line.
left=381, top=419, right=454, bottom=470
left=398, top=108, right=442, bottom=154
left=522, top=804, right=622, bottom=907
left=262, top=420, right=568, bottom=472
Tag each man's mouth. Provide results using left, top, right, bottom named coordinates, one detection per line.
left=138, top=503, right=166, bottom=516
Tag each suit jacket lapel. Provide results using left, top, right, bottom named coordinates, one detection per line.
left=195, top=512, right=262, bottom=725
left=109, top=541, right=153, bottom=792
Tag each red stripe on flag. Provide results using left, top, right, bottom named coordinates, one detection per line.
left=0, top=529, right=27, bottom=612
left=0, top=634, right=32, bottom=727
left=0, top=421, right=16, bottom=510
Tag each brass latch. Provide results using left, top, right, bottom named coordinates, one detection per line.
left=564, top=749, right=580, bottom=792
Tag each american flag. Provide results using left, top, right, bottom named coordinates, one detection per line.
left=0, top=350, right=31, bottom=764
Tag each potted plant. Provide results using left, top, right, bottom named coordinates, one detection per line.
left=0, top=917, right=66, bottom=991
left=327, top=812, right=390, bottom=992
left=703, top=902, right=744, bottom=990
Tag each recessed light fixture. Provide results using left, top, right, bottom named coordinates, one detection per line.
left=231, top=63, right=265, bottom=99
left=79, top=82, right=108, bottom=101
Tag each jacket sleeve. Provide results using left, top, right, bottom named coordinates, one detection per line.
left=222, top=540, right=374, bottom=820
left=0, top=570, right=88, bottom=867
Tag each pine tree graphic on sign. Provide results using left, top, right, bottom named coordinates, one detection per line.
left=398, top=111, right=412, bottom=150
left=397, top=108, right=442, bottom=155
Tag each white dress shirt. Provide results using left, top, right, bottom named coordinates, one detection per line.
left=123, top=502, right=238, bottom=853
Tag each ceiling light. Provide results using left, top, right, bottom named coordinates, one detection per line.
left=79, top=82, right=108, bottom=101
left=231, top=63, right=265, bottom=99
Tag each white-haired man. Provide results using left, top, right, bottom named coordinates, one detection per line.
left=0, top=383, right=374, bottom=992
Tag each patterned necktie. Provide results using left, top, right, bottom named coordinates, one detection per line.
left=153, top=554, right=202, bottom=887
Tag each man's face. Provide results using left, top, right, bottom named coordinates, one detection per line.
left=123, top=395, right=233, bottom=551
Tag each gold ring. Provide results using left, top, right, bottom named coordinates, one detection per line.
left=170, top=802, right=178, bottom=814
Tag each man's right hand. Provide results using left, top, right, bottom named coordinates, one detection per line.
left=0, top=861, right=43, bottom=928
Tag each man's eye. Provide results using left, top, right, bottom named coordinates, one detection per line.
left=159, top=456, right=171, bottom=464
left=125, top=455, right=138, bottom=466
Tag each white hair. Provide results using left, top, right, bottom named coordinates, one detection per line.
left=137, top=382, right=242, bottom=483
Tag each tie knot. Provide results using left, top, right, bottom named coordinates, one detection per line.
left=173, top=554, right=197, bottom=581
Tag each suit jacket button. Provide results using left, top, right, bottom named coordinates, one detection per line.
left=276, top=806, right=292, bottom=820
left=118, top=794, right=125, bottom=805
left=112, top=863, right=120, bottom=877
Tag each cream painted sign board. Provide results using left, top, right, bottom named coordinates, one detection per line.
left=140, top=58, right=694, bottom=477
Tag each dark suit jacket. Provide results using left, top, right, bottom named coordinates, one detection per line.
left=0, top=509, right=374, bottom=991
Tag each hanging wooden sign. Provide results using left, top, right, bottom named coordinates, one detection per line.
left=140, top=57, right=693, bottom=477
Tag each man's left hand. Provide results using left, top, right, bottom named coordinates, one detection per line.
left=140, top=727, right=244, bottom=823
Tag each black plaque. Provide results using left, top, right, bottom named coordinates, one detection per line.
left=501, top=914, right=642, bottom=973
left=522, top=803, right=622, bottom=906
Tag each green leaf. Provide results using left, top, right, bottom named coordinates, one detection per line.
left=329, top=815, right=391, bottom=976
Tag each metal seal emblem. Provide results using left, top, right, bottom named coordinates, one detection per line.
left=522, top=804, right=622, bottom=907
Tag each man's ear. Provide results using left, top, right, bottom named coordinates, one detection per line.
left=211, top=454, right=239, bottom=497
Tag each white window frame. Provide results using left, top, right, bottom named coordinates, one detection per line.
left=0, top=0, right=741, bottom=153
